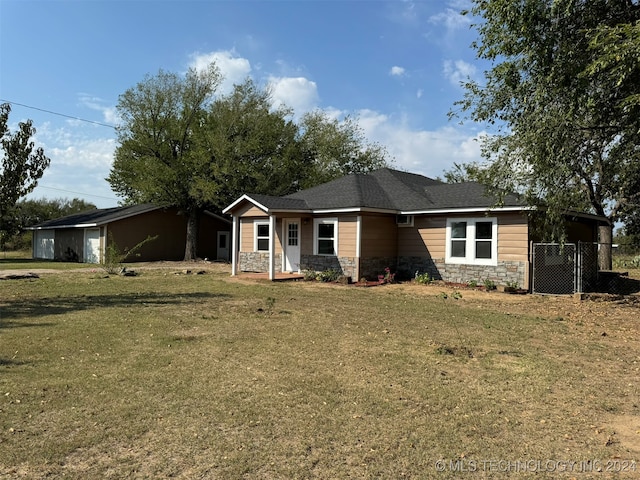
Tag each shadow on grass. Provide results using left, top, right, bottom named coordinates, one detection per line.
left=0, top=358, right=29, bottom=367
left=0, top=291, right=229, bottom=322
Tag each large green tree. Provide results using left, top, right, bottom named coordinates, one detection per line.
left=450, top=0, right=640, bottom=269
left=0, top=103, right=51, bottom=249
left=199, top=79, right=306, bottom=209
left=108, top=65, right=223, bottom=260
left=109, top=64, right=390, bottom=260
left=298, top=110, right=389, bottom=188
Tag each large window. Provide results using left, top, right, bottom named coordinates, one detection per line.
left=254, top=221, right=270, bottom=251
left=445, top=217, right=497, bottom=265
left=314, top=218, right=338, bottom=256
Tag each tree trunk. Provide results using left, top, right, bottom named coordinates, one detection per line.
left=184, top=209, right=199, bottom=261
left=598, top=223, right=613, bottom=271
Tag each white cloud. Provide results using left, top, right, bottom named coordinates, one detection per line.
left=356, top=109, right=483, bottom=179
left=189, top=50, right=252, bottom=94
left=416, top=89, right=423, bottom=99
left=268, top=76, right=319, bottom=116
left=443, top=59, right=477, bottom=87
left=390, top=66, right=406, bottom=77
left=28, top=123, right=118, bottom=207
left=78, top=94, right=119, bottom=126
left=428, top=3, right=471, bottom=32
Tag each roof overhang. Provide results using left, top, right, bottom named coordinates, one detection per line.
left=27, top=223, right=99, bottom=230
left=402, top=206, right=531, bottom=215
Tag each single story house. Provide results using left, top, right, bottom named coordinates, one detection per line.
left=222, top=168, right=606, bottom=290
left=28, top=204, right=231, bottom=263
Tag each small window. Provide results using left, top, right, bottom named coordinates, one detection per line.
left=255, top=221, right=270, bottom=252
left=396, top=215, right=414, bottom=226
left=475, top=221, right=493, bottom=259
left=314, top=218, right=338, bottom=256
left=450, top=221, right=467, bottom=258
left=445, top=217, right=497, bottom=266
left=288, top=223, right=298, bottom=247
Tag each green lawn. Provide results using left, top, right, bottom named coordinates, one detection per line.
left=1, top=265, right=639, bottom=478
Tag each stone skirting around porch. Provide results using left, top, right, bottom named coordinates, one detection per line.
left=299, top=254, right=357, bottom=280
left=238, top=251, right=283, bottom=273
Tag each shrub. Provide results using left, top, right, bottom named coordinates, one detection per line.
left=483, top=278, right=497, bottom=291
left=316, top=268, right=340, bottom=282
left=414, top=271, right=432, bottom=285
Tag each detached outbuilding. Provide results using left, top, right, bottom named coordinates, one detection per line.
left=28, top=204, right=231, bottom=263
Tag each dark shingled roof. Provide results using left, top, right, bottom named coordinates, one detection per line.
left=248, top=168, right=522, bottom=212
left=29, top=204, right=161, bottom=229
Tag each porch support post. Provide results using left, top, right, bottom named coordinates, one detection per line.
left=268, top=214, right=276, bottom=281
left=230, top=215, right=238, bottom=276
left=356, top=215, right=362, bottom=281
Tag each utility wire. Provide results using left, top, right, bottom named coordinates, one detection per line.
left=35, top=185, right=118, bottom=202
left=0, top=98, right=116, bottom=129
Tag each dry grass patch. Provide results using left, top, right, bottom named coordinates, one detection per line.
left=1, top=266, right=639, bottom=478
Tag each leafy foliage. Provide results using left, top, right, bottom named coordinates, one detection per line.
left=2, top=197, right=96, bottom=250
left=108, top=64, right=390, bottom=260
left=450, top=1, right=640, bottom=267
left=0, top=103, right=51, bottom=249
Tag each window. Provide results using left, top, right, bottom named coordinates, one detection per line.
left=396, top=215, right=414, bottom=227
left=288, top=222, right=298, bottom=247
left=255, top=221, right=270, bottom=251
left=445, top=217, right=497, bottom=265
left=314, top=218, right=338, bottom=256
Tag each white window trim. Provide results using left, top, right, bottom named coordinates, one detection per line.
left=396, top=214, right=414, bottom=227
left=254, top=220, right=270, bottom=252
left=313, top=217, right=338, bottom=256
left=445, top=217, right=498, bottom=266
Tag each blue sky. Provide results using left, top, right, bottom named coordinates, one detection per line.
left=0, top=0, right=489, bottom=209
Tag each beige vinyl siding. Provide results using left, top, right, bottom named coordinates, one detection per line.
left=404, top=216, right=446, bottom=258
left=239, top=217, right=283, bottom=254
left=238, top=205, right=268, bottom=217
left=337, top=216, right=358, bottom=257
left=497, top=213, right=529, bottom=261
left=360, top=215, right=397, bottom=257
left=300, top=221, right=313, bottom=256
left=274, top=219, right=283, bottom=255
left=239, top=218, right=255, bottom=252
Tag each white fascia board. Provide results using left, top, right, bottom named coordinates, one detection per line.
left=311, top=207, right=397, bottom=215
left=222, top=194, right=269, bottom=215
left=402, top=206, right=531, bottom=215
left=270, top=209, right=312, bottom=214
left=27, top=223, right=99, bottom=230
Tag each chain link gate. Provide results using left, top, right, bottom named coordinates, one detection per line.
left=532, top=242, right=598, bottom=295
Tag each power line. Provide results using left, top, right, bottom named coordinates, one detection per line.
left=36, top=185, right=118, bottom=202
left=0, top=98, right=116, bottom=129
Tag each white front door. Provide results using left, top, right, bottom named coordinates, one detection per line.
left=84, top=228, right=101, bottom=263
left=284, top=219, right=300, bottom=272
left=217, top=231, right=230, bottom=261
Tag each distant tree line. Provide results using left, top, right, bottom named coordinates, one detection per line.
left=1, top=197, right=96, bottom=251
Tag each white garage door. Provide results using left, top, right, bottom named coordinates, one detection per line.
left=84, top=228, right=101, bottom=263
left=34, top=230, right=55, bottom=259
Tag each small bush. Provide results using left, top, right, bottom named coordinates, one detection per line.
left=316, top=268, right=340, bottom=282
left=483, top=278, right=497, bottom=291
left=414, top=271, right=431, bottom=285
